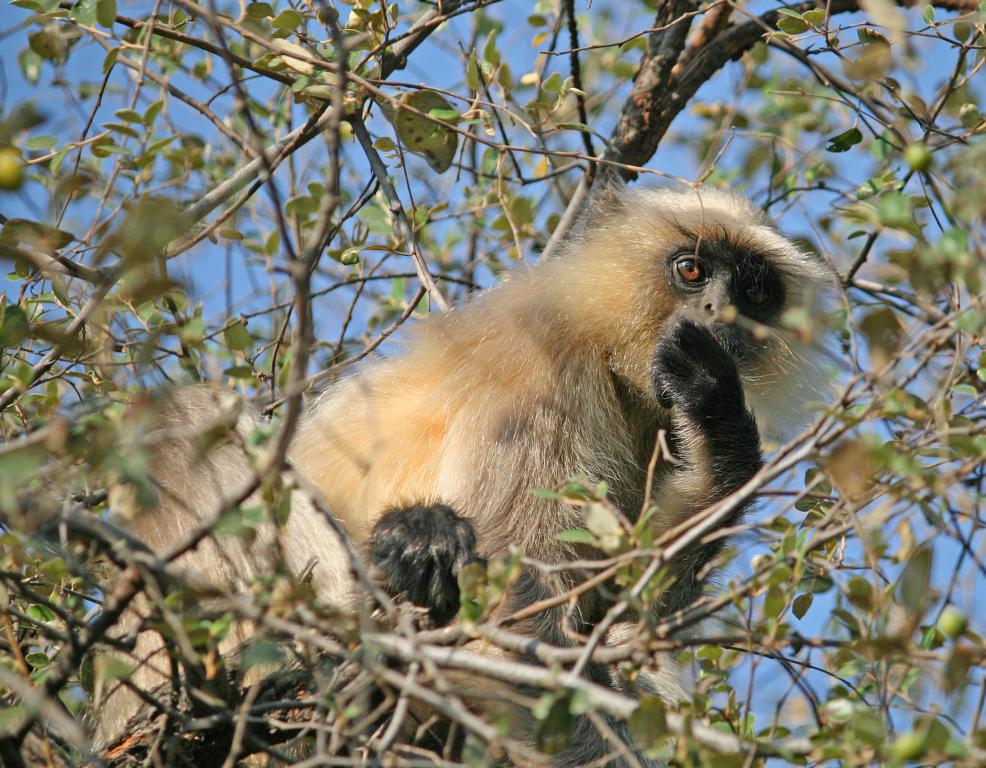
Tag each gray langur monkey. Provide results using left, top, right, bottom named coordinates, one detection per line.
left=94, top=180, right=832, bottom=765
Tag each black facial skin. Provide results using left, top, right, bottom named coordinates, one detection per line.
left=370, top=503, right=479, bottom=626
left=665, top=239, right=786, bottom=362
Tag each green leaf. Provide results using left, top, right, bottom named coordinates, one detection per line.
left=876, top=192, right=915, bottom=231
left=1, top=218, right=75, bottom=250
left=142, top=100, right=164, bottom=126
left=792, top=592, right=813, bottom=619
left=767, top=563, right=792, bottom=586
left=541, top=71, right=563, bottom=93
left=428, top=108, right=461, bottom=122
left=852, top=709, right=886, bottom=746
left=764, top=585, right=785, bottom=618
left=105, top=122, right=141, bottom=140
left=271, top=9, right=302, bottom=29
left=482, top=29, right=500, bottom=66
left=509, top=195, right=534, bottom=226
left=96, top=0, right=116, bottom=28
left=0, top=443, right=41, bottom=513
left=29, top=31, right=63, bottom=61
left=897, top=546, right=932, bottom=614
left=0, top=305, right=30, bottom=348
left=247, top=1, right=273, bottom=18
left=286, top=194, right=318, bottom=217
left=223, top=365, right=255, bottom=380
left=18, top=48, right=42, bottom=84
left=179, top=316, right=206, bottom=347
left=556, top=121, right=593, bottom=134
left=70, top=0, right=97, bottom=25
left=803, top=8, right=825, bottom=25
left=628, top=696, right=667, bottom=748
left=555, top=528, right=595, bottom=545
left=25, top=135, right=57, bottom=151
left=389, top=90, right=459, bottom=173
left=846, top=576, right=874, bottom=610
left=777, top=16, right=808, bottom=34
left=26, top=603, right=55, bottom=623
left=0, top=706, right=25, bottom=736
left=290, top=75, right=312, bottom=94
left=891, top=731, right=928, bottom=761
left=102, top=47, right=119, bottom=74
left=465, top=50, right=480, bottom=90
left=114, top=108, right=141, bottom=123
left=335, top=246, right=361, bottom=265
left=25, top=651, right=50, bottom=669
left=373, top=136, right=396, bottom=152
left=826, top=127, right=863, bottom=152
left=224, top=320, right=252, bottom=352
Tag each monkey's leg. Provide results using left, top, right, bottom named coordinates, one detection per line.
left=370, top=503, right=478, bottom=625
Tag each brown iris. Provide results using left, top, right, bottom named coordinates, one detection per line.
left=674, top=256, right=705, bottom=283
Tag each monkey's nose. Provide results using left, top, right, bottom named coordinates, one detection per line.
left=706, top=303, right=738, bottom=323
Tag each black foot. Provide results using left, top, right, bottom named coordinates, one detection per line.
left=370, top=503, right=478, bottom=625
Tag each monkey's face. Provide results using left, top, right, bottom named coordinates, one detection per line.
left=656, top=230, right=833, bottom=439
left=553, top=185, right=834, bottom=439
left=664, top=236, right=787, bottom=366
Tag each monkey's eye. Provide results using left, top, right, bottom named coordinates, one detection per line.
left=674, top=256, right=706, bottom=284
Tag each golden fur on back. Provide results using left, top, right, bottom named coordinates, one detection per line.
left=291, top=185, right=831, bottom=559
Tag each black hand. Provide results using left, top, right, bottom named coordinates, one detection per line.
left=652, top=318, right=763, bottom=496
left=370, top=503, right=478, bottom=626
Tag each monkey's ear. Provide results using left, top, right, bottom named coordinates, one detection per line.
left=576, top=167, right=628, bottom=226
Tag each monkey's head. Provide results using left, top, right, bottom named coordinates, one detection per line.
left=547, top=181, right=835, bottom=440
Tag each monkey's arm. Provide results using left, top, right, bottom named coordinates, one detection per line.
left=650, top=319, right=763, bottom=592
